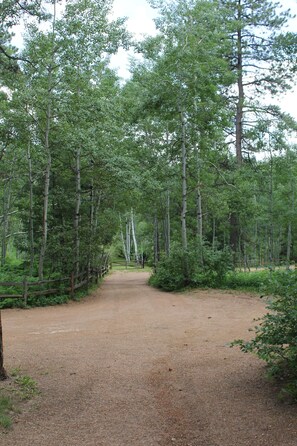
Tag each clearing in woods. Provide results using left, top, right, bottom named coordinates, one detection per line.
left=1, top=271, right=297, bottom=446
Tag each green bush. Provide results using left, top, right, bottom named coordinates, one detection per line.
left=149, top=243, right=232, bottom=291
left=233, top=269, right=297, bottom=401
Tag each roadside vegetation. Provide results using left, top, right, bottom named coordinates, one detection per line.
left=0, top=368, right=39, bottom=430
left=232, top=269, right=297, bottom=402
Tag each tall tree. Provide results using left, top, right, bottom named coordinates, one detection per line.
left=221, top=0, right=296, bottom=163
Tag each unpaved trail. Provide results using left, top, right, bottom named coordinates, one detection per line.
left=1, top=271, right=296, bottom=446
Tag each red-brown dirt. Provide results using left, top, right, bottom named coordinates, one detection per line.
left=1, top=271, right=296, bottom=446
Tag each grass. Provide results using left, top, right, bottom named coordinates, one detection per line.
left=0, top=368, right=39, bottom=430
left=0, top=396, right=14, bottom=429
left=223, top=269, right=272, bottom=292
left=111, top=259, right=152, bottom=273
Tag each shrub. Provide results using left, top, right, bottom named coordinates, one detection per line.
left=149, top=243, right=232, bottom=291
left=233, top=269, right=297, bottom=401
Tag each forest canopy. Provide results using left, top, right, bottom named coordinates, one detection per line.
left=0, top=0, right=296, bottom=283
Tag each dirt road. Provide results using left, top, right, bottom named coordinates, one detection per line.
left=1, top=271, right=296, bottom=446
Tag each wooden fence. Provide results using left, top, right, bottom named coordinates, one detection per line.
left=0, top=263, right=110, bottom=305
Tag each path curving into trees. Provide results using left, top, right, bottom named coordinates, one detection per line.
left=1, top=271, right=297, bottom=446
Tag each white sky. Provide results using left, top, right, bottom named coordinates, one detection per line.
left=10, top=0, right=297, bottom=120
left=109, top=0, right=157, bottom=79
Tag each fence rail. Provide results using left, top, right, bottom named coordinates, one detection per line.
left=0, top=263, right=110, bottom=305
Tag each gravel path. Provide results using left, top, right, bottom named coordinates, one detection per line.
left=1, top=271, right=296, bottom=446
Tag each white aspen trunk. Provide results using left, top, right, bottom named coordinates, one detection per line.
left=74, top=148, right=81, bottom=276
left=1, top=175, right=12, bottom=266
left=93, top=192, right=102, bottom=265
left=119, top=215, right=128, bottom=265
left=38, top=0, right=56, bottom=280
left=88, top=178, right=94, bottom=269
left=180, top=109, right=188, bottom=252
left=196, top=188, right=203, bottom=243
left=212, top=218, right=216, bottom=251
left=154, top=214, right=159, bottom=269
left=38, top=102, right=52, bottom=280
left=27, top=141, right=34, bottom=275
left=130, top=209, right=139, bottom=264
left=195, top=146, right=203, bottom=247
left=287, top=223, right=292, bottom=267
left=126, top=219, right=131, bottom=263
left=165, top=190, right=170, bottom=256
left=268, top=150, right=274, bottom=265
left=287, top=175, right=294, bottom=267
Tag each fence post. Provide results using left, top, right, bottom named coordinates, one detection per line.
left=70, top=272, right=75, bottom=298
left=23, top=279, right=28, bottom=306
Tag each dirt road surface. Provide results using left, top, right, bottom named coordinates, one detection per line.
left=1, top=271, right=296, bottom=446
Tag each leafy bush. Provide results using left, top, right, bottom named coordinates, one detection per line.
left=149, top=243, right=232, bottom=291
left=233, top=269, right=297, bottom=401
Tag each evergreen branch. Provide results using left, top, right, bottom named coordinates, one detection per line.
left=0, top=45, right=35, bottom=67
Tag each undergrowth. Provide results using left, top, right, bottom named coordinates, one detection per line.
left=0, top=368, right=39, bottom=430
left=223, top=269, right=271, bottom=292
left=232, top=269, right=297, bottom=402
left=0, top=259, right=101, bottom=309
left=149, top=243, right=232, bottom=291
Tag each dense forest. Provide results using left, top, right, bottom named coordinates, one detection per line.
left=0, top=0, right=297, bottom=281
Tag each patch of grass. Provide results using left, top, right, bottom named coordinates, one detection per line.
left=14, top=375, right=39, bottom=400
left=223, top=269, right=272, bottom=292
left=0, top=396, right=14, bottom=429
left=0, top=368, right=40, bottom=430
left=111, top=259, right=151, bottom=272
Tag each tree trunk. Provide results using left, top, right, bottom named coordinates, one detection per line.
left=125, top=218, right=131, bottom=263
left=0, top=312, right=7, bottom=380
left=38, top=2, right=56, bottom=279
left=235, top=0, right=244, bottom=165
left=87, top=178, right=94, bottom=269
left=268, top=151, right=274, bottom=265
left=74, top=148, right=81, bottom=276
left=154, top=214, right=160, bottom=270
left=180, top=109, right=188, bottom=252
left=130, top=209, right=139, bottom=264
left=212, top=218, right=216, bottom=251
left=195, top=145, right=203, bottom=247
left=38, top=102, right=52, bottom=280
left=165, top=190, right=171, bottom=256
left=1, top=175, right=12, bottom=266
left=287, top=177, right=294, bottom=268
left=119, top=215, right=129, bottom=266
left=27, top=141, right=34, bottom=275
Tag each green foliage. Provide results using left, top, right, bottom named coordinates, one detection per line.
left=0, top=396, right=13, bottom=429
left=149, top=243, right=232, bottom=291
left=224, top=270, right=271, bottom=292
left=0, top=368, right=39, bottom=430
left=14, top=374, right=39, bottom=400
left=232, top=269, right=297, bottom=401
